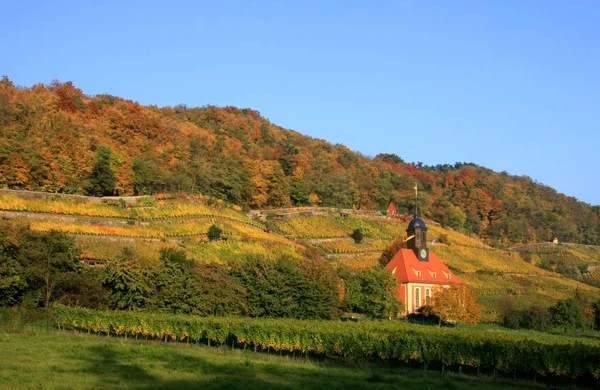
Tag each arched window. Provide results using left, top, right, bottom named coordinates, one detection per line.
left=414, top=287, right=420, bottom=310
left=425, top=288, right=431, bottom=304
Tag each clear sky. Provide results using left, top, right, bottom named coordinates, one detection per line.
left=2, top=0, right=599, bottom=205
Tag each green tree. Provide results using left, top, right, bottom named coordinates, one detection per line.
left=446, top=205, right=467, bottom=231
left=350, top=228, right=363, bottom=244
left=102, top=247, right=154, bottom=310
left=340, top=267, right=401, bottom=319
left=293, top=258, right=341, bottom=319
left=289, top=177, right=310, bottom=206
left=87, top=145, right=115, bottom=196
left=230, top=256, right=297, bottom=318
left=57, top=267, right=109, bottom=309
left=17, top=230, right=80, bottom=308
left=520, top=305, right=552, bottom=332
left=230, top=256, right=340, bottom=319
left=153, top=248, right=199, bottom=314
left=194, top=262, right=247, bottom=316
left=0, top=222, right=27, bottom=307
left=593, top=299, right=600, bottom=330
left=549, top=298, right=585, bottom=334
left=207, top=224, right=222, bottom=241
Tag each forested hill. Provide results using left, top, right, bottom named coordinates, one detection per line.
left=0, top=77, right=598, bottom=246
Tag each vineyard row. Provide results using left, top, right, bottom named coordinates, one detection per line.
left=54, top=306, right=600, bottom=380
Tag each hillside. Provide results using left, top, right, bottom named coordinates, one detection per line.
left=0, top=77, right=599, bottom=248
left=1, top=190, right=598, bottom=321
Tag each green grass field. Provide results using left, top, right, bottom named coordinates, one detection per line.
left=0, top=325, right=551, bottom=390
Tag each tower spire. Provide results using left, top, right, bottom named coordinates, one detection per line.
left=414, top=182, right=419, bottom=218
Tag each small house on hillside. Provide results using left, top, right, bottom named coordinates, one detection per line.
left=385, top=209, right=461, bottom=315
left=552, top=236, right=559, bottom=245
left=386, top=203, right=397, bottom=216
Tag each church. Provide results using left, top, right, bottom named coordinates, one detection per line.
left=385, top=209, right=461, bottom=315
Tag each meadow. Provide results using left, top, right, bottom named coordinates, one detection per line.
left=0, top=314, right=566, bottom=390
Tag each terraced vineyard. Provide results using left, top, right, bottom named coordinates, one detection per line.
left=319, top=238, right=390, bottom=254
left=275, top=213, right=600, bottom=320
left=581, top=270, right=600, bottom=288
left=2, top=190, right=599, bottom=318
left=329, top=253, right=380, bottom=269
left=0, top=191, right=298, bottom=264
left=273, top=215, right=404, bottom=239
left=0, top=193, right=263, bottom=228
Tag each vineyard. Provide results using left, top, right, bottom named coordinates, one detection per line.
left=273, top=215, right=403, bottom=239
left=54, top=306, right=600, bottom=381
left=27, top=218, right=294, bottom=244
left=180, top=240, right=302, bottom=264
left=581, top=270, right=600, bottom=288
left=330, top=254, right=380, bottom=269
left=318, top=239, right=391, bottom=254
left=433, top=244, right=550, bottom=275
left=0, top=193, right=263, bottom=228
left=1, top=190, right=599, bottom=317
left=460, top=272, right=599, bottom=314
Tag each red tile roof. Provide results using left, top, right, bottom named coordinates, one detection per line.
left=385, top=248, right=461, bottom=284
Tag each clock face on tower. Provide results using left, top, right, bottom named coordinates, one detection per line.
left=419, top=248, right=427, bottom=259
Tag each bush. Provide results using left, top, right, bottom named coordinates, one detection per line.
left=350, top=228, right=363, bottom=244
left=207, top=224, right=222, bottom=241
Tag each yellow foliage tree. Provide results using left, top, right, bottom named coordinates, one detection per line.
left=432, top=284, right=482, bottom=325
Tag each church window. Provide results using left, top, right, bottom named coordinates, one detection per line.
left=425, top=288, right=431, bottom=304
left=414, top=287, right=420, bottom=309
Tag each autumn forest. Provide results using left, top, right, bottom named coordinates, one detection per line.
left=0, top=77, right=598, bottom=247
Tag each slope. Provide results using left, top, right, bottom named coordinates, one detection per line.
left=2, top=190, right=598, bottom=320
left=0, top=77, right=598, bottom=248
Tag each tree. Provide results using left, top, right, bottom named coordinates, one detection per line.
left=0, top=222, right=27, bottom=307
left=378, top=237, right=406, bottom=267
left=293, top=258, right=341, bottom=319
left=446, top=205, right=467, bottom=231
left=207, top=224, right=222, bottom=241
left=229, top=256, right=297, bottom=318
left=497, top=294, right=519, bottom=328
left=194, top=262, right=247, bottom=316
left=593, top=299, right=600, bottom=330
left=549, top=298, right=585, bottom=334
left=102, top=247, right=154, bottom=310
left=431, top=284, right=481, bottom=325
left=340, top=267, right=401, bottom=319
left=17, top=230, right=80, bottom=308
left=350, top=228, right=363, bottom=244
left=289, top=177, right=310, bottom=206
left=57, top=267, right=109, bottom=309
left=153, top=248, right=199, bottom=314
left=229, top=256, right=340, bottom=319
left=519, top=305, right=552, bottom=332
left=87, top=145, right=115, bottom=196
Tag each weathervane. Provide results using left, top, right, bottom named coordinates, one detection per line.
left=414, top=182, right=418, bottom=217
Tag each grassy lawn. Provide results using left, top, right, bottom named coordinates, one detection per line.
left=0, top=326, right=548, bottom=390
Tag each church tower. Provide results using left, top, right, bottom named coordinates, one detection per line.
left=406, top=207, right=429, bottom=261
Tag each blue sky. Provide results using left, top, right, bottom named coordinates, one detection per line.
left=2, top=0, right=599, bottom=205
